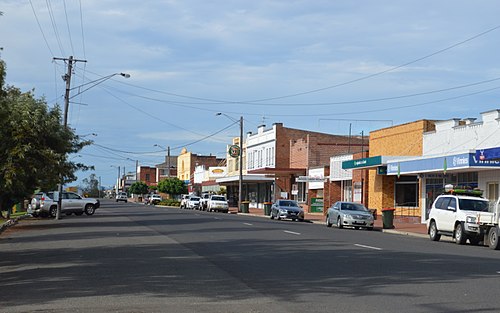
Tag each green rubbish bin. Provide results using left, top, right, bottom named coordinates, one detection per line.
left=240, top=201, right=250, bottom=213
left=381, top=208, right=395, bottom=229
left=263, top=202, right=272, bottom=216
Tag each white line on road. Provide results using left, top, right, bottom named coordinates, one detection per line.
left=284, top=230, right=301, bottom=235
left=354, top=244, right=382, bottom=251
left=243, top=223, right=253, bottom=226
left=214, top=217, right=221, bottom=220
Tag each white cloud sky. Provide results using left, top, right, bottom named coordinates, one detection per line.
left=1, top=0, right=500, bottom=186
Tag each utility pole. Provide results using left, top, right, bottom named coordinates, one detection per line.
left=239, top=116, right=243, bottom=212
left=53, top=56, right=86, bottom=220
left=167, top=146, right=171, bottom=178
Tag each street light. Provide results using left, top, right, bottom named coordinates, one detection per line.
left=154, top=144, right=172, bottom=178
left=69, top=73, right=130, bottom=99
left=216, top=113, right=243, bottom=212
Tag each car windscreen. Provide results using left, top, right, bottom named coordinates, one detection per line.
left=190, top=197, right=200, bottom=201
left=458, top=199, right=489, bottom=212
left=341, top=203, right=368, bottom=211
left=211, top=196, right=226, bottom=201
left=278, top=200, right=299, bottom=207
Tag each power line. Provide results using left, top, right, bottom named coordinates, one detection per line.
left=62, top=0, right=75, bottom=55
left=45, top=0, right=66, bottom=56
left=29, top=0, right=55, bottom=56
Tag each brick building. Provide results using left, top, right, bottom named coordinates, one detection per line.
left=246, top=123, right=365, bottom=211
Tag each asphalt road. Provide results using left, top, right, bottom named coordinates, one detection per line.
left=1, top=200, right=500, bottom=313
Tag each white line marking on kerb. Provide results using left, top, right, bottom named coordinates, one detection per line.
left=243, top=223, right=253, bottom=226
left=284, top=230, right=301, bottom=235
left=354, top=244, right=382, bottom=251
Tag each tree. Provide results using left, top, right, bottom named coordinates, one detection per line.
left=129, top=181, right=149, bottom=196
left=0, top=59, right=91, bottom=218
left=81, top=174, right=100, bottom=198
left=157, top=177, right=187, bottom=196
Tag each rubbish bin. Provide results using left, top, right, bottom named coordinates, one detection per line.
left=240, top=201, right=250, bottom=213
left=381, top=208, right=395, bottom=229
left=263, top=202, right=272, bottom=216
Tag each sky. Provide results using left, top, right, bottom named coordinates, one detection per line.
left=1, top=0, right=500, bottom=188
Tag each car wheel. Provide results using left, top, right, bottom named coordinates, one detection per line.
left=488, top=227, right=500, bottom=250
left=270, top=211, right=274, bottom=219
left=429, top=221, right=441, bottom=241
left=337, top=217, right=343, bottom=229
left=49, top=206, right=57, bottom=218
left=455, top=222, right=467, bottom=245
left=84, top=204, right=95, bottom=216
left=326, top=216, right=332, bottom=227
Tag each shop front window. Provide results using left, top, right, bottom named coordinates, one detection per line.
left=395, top=176, right=418, bottom=207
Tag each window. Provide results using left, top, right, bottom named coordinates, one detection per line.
left=395, top=176, right=418, bottom=207
left=488, top=182, right=499, bottom=202
left=145, top=174, right=150, bottom=182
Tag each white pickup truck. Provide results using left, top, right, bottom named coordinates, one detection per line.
left=427, top=190, right=500, bottom=250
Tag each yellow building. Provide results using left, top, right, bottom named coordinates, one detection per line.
left=368, top=120, right=436, bottom=217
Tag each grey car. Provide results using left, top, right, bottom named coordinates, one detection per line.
left=326, top=201, right=374, bottom=230
left=29, top=191, right=100, bottom=217
left=270, top=199, right=304, bottom=221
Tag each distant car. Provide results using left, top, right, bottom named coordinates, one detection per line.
left=207, top=195, right=229, bottom=213
left=187, top=196, right=201, bottom=209
left=326, top=201, right=374, bottom=230
left=148, top=194, right=162, bottom=205
left=116, top=192, right=128, bottom=202
left=29, top=191, right=100, bottom=218
left=270, top=200, right=304, bottom=221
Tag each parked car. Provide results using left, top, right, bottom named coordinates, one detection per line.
left=270, top=199, right=304, bottom=221
left=326, top=201, right=374, bottom=230
left=148, top=194, right=162, bottom=205
left=180, top=194, right=191, bottom=209
left=207, top=195, right=229, bottom=213
left=116, top=192, right=128, bottom=202
left=427, top=189, right=490, bottom=245
left=29, top=191, right=100, bottom=217
left=186, top=196, right=201, bottom=209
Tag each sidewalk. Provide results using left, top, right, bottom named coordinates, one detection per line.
left=230, top=206, right=428, bottom=238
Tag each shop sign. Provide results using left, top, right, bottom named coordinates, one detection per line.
left=342, top=156, right=382, bottom=169
left=228, top=145, right=241, bottom=158
left=310, top=197, right=324, bottom=213
left=475, top=147, right=500, bottom=162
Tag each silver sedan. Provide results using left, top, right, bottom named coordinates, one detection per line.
left=326, top=201, right=374, bottom=230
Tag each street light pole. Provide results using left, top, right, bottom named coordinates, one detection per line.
left=216, top=113, right=244, bottom=211
left=238, top=116, right=243, bottom=212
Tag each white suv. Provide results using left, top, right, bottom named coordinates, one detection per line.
left=427, top=193, right=490, bottom=245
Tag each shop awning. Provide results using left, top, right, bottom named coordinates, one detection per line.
left=216, top=174, right=274, bottom=185
left=247, top=167, right=306, bottom=176
left=386, top=152, right=500, bottom=175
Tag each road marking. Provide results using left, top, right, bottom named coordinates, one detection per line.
left=284, top=230, right=301, bottom=235
left=243, top=223, right=253, bottom=226
left=214, top=217, right=221, bottom=220
left=354, top=244, right=382, bottom=251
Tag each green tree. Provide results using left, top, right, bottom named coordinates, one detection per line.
left=157, top=177, right=187, bottom=196
left=129, top=181, right=149, bottom=195
left=0, top=59, right=91, bottom=218
left=81, top=174, right=100, bottom=198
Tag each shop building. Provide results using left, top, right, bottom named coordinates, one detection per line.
left=342, top=120, right=437, bottom=218
left=386, top=110, right=500, bottom=222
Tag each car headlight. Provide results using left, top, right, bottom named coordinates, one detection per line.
left=343, top=214, right=353, bottom=219
left=466, top=216, right=477, bottom=223
left=279, top=208, right=287, bottom=213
